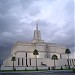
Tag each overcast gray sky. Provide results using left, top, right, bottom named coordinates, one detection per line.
left=0, top=0, right=74, bottom=60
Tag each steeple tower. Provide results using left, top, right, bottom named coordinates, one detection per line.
left=36, top=20, right=38, bottom=30
left=32, top=21, right=44, bottom=43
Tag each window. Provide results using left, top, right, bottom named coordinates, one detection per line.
left=29, top=58, right=31, bottom=66
left=26, top=52, right=27, bottom=57
left=72, top=59, right=74, bottom=65
left=18, top=58, right=20, bottom=66
left=22, top=58, right=23, bottom=66
left=60, top=54, right=62, bottom=59
left=26, top=52, right=27, bottom=66
left=70, top=59, right=71, bottom=66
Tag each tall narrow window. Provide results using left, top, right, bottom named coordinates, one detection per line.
left=18, top=58, right=20, bottom=66
left=26, top=52, right=27, bottom=57
left=70, top=59, right=71, bottom=66
left=72, top=59, right=74, bottom=66
left=29, top=58, right=31, bottom=66
left=60, top=54, right=62, bottom=58
left=74, top=59, right=75, bottom=66
left=22, top=58, right=23, bottom=66
left=72, top=59, right=73, bottom=65
left=26, top=52, right=27, bottom=66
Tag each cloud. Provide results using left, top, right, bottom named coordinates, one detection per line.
left=0, top=0, right=74, bottom=60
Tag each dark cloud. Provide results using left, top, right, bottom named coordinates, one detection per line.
left=0, top=0, right=33, bottom=15
left=28, top=6, right=40, bottom=16
left=0, top=15, right=19, bottom=33
left=0, top=0, right=74, bottom=60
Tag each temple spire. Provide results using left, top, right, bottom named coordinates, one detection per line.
left=36, top=20, right=38, bottom=30
left=32, top=21, right=44, bottom=42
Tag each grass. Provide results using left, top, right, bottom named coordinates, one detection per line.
left=0, top=68, right=74, bottom=72
left=55, top=68, right=72, bottom=70
left=0, top=69, right=48, bottom=72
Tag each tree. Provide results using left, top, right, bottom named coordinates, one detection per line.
left=11, top=56, right=16, bottom=70
left=33, top=49, right=39, bottom=70
left=51, top=54, right=58, bottom=69
left=65, top=48, right=71, bottom=69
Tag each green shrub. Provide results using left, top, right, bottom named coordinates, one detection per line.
left=72, top=68, right=75, bottom=73
left=13, top=68, right=16, bottom=71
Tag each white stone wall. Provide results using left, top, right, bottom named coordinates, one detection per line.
left=2, top=57, right=67, bottom=67
left=1, top=41, right=68, bottom=70
left=1, top=56, right=75, bottom=70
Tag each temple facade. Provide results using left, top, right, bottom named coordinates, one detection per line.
left=1, top=23, right=75, bottom=70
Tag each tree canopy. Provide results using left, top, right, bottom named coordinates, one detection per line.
left=51, top=54, right=58, bottom=60
left=33, top=49, right=39, bottom=55
left=11, top=57, right=16, bottom=61
left=65, top=48, right=71, bottom=54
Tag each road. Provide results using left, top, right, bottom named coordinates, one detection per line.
left=0, top=70, right=75, bottom=75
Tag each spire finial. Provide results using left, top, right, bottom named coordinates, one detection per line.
left=36, top=20, right=38, bottom=30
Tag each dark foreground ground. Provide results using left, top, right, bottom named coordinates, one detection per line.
left=0, top=70, right=75, bottom=75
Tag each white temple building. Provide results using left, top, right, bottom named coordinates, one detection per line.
left=1, top=22, right=75, bottom=70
